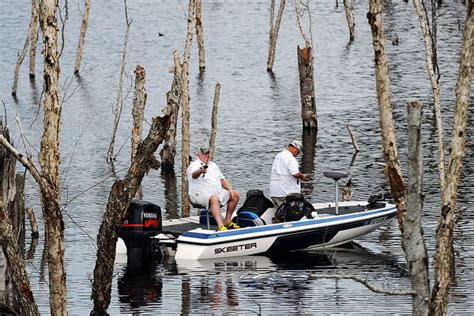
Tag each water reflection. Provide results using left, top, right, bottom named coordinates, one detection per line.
left=117, top=267, right=163, bottom=310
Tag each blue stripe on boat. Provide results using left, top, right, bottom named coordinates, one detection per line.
left=181, top=206, right=397, bottom=240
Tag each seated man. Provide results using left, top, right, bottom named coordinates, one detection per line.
left=187, top=145, right=240, bottom=231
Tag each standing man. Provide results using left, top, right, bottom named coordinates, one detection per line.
left=187, top=144, right=241, bottom=231
left=269, top=140, right=310, bottom=207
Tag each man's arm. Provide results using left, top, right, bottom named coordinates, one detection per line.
left=221, top=178, right=236, bottom=199
left=292, top=172, right=310, bottom=182
left=192, top=167, right=207, bottom=179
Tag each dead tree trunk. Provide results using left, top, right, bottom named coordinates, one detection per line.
left=195, top=0, right=205, bottom=71
left=131, top=65, right=147, bottom=199
left=430, top=3, right=473, bottom=314
left=297, top=45, right=318, bottom=131
left=74, top=0, right=91, bottom=75
left=181, top=0, right=196, bottom=218
left=406, top=101, right=430, bottom=316
left=12, top=36, right=29, bottom=97
left=367, top=0, right=407, bottom=240
left=107, top=1, right=131, bottom=163
left=343, top=0, right=355, bottom=42
left=267, top=0, right=286, bottom=72
left=13, top=173, right=26, bottom=247
left=38, top=0, right=67, bottom=313
left=208, top=82, right=221, bottom=160
left=159, top=50, right=182, bottom=170
left=91, top=114, right=171, bottom=315
left=414, top=0, right=446, bottom=192
left=0, top=125, right=39, bottom=315
left=28, top=0, right=39, bottom=78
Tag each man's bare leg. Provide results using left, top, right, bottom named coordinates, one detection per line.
left=209, top=195, right=224, bottom=227
left=224, top=190, right=240, bottom=225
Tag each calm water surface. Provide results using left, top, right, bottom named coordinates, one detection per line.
left=0, top=0, right=472, bottom=314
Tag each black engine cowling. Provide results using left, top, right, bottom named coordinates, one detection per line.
left=119, top=200, right=163, bottom=273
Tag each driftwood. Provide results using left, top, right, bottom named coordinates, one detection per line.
left=91, top=114, right=171, bottom=314
left=131, top=65, right=147, bottom=199
left=208, top=83, right=221, bottom=160
left=406, top=101, right=430, bottom=315
left=107, top=0, right=131, bottom=163
left=414, top=0, right=446, bottom=192
left=195, top=0, right=205, bottom=71
left=74, top=0, right=91, bottom=75
left=431, top=3, right=473, bottom=314
left=343, top=0, right=355, bottom=42
left=266, top=0, right=286, bottom=72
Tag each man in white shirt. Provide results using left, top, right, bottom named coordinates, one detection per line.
left=269, top=140, right=310, bottom=207
left=187, top=145, right=241, bottom=231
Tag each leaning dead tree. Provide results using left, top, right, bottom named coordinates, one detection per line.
left=181, top=0, right=196, bottom=218
left=267, top=0, right=286, bottom=72
left=343, top=0, right=355, bottom=42
left=295, top=0, right=317, bottom=131
left=208, top=82, right=221, bottom=159
left=29, top=0, right=39, bottom=78
left=0, top=126, right=39, bottom=315
left=195, top=0, right=205, bottom=71
left=413, top=0, right=446, bottom=192
left=131, top=65, right=147, bottom=199
left=91, top=113, right=171, bottom=314
left=367, top=0, right=407, bottom=236
left=430, top=3, right=473, bottom=314
left=159, top=50, right=183, bottom=170
left=12, top=36, right=29, bottom=97
left=107, top=0, right=131, bottom=163
left=74, top=0, right=91, bottom=75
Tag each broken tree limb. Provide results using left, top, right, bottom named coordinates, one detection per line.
left=91, top=113, right=171, bottom=314
left=208, top=82, right=221, bottom=160
left=74, top=0, right=91, bottom=75
left=346, top=124, right=360, bottom=153
left=195, top=0, right=205, bottom=71
left=26, top=208, right=39, bottom=238
left=12, top=36, right=30, bottom=97
left=267, top=0, right=286, bottom=72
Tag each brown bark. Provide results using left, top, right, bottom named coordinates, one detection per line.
left=131, top=65, right=147, bottom=200
left=430, top=3, right=473, bottom=314
left=297, top=45, right=318, bottom=131
left=406, top=101, right=430, bottom=315
left=343, top=0, right=355, bottom=42
left=91, top=114, right=171, bottom=315
left=267, top=0, right=286, bottom=72
left=0, top=126, right=38, bottom=315
left=414, top=0, right=446, bottom=192
left=38, top=0, right=67, bottom=313
left=208, top=82, right=221, bottom=160
left=13, top=173, right=26, bottom=247
left=159, top=50, right=182, bottom=169
left=367, top=0, right=407, bottom=240
left=295, top=0, right=311, bottom=47
left=195, top=0, right=205, bottom=71
left=181, top=0, right=196, bottom=217
left=28, top=0, right=39, bottom=78
left=26, top=208, right=39, bottom=238
left=74, top=0, right=91, bottom=75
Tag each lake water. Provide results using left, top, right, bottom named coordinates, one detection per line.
left=0, top=0, right=472, bottom=314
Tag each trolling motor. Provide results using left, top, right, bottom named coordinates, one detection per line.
left=323, top=170, right=349, bottom=215
left=119, top=200, right=163, bottom=273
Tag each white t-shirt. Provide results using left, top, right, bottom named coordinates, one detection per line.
left=269, top=149, right=300, bottom=197
left=187, top=158, right=225, bottom=196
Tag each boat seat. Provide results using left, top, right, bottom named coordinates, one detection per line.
left=323, top=170, right=348, bottom=181
left=190, top=201, right=216, bottom=229
left=235, top=211, right=265, bottom=228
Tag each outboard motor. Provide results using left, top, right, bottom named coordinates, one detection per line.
left=119, top=200, right=163, bottom=273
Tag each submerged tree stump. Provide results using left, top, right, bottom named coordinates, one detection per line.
left=297, top=45, right=318, bottom=131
